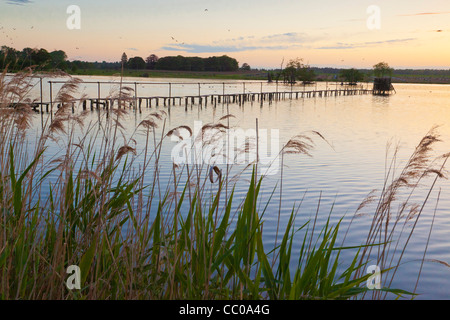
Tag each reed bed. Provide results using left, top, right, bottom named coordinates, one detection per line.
left=0, top=68, right=448, bottom=300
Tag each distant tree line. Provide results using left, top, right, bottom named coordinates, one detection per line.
left=121, top=53, right=239, bottom=72
left=150, top=55, right=239, bottom=72
left=1, top=46, right=70, bottom=71
left=0, top=46, right=240, bottom=73
left=0, top=46, right=122, bottom=72
left=2, top=46, right=448, bottom=81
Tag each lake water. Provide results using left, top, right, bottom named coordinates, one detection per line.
left=23, top=75, right=450, bottom=299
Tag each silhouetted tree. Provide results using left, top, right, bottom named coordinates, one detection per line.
left=31, top=48, right=52, bottom=70
left=145, top=54, right=158, bottom=69
left=155, top=55, right=238, bottom=72
left=128, top=56, right=146, bottom=70
left=241, top=63, right=251, bottom=71
left=21, top=47, right=36, bottom=67
left=50, top=50, right=68, bottom=70
left=121, top=52, right=128, bottom=69
left=0, top=46, right=19, bottom=69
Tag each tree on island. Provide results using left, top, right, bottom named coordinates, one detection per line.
left=339, top=68, right=365, bottom=85
left=282, top=58, right=316, bottom=84
left=373, top=62, right=393, bottom=78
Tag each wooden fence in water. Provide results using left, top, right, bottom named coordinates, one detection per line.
left=26, top=80, right=374, bottom=114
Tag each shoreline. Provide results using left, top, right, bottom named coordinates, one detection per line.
left=67, top=69, right=450, bottom=85
left=6, top=68, right=450, bottom=85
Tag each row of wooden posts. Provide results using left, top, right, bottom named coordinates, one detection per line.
left=31, top=88, right=373, bottom=114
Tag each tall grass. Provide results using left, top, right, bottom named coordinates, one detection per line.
left=0, top=68, right=448, bottom=300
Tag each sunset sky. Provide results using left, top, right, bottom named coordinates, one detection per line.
left=1, top=0, right=449, bottom=69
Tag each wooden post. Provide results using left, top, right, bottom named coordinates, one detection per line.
left=276, top=82, right=278, bottom=100
left=38, top=77, right=43, bottom=128
left=134, top=82, right=138, bottom=109
left=39, top=77, right=43, bottom=111
left=49, top=81, right=53, bottom=118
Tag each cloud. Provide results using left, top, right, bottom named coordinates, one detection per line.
left=260, top=32, right=312, bottom=44
left=213, top=35, right=256, bottom=44
left=316, top=38, right=417, bottom=50
left=365, top=38, right=417, bottom=45
left=126, top=48, right=139, bottom=51
left=343, top=18, right=366, bottom=22
left=162, top=43, right=292, bottom=53
left=399, top=11, right=450, bottom=16
left=317, top=45, right=355, bottom=50
left=6, top=0, right=33, bottom=5
left=161, top=32, right=318, bottom=54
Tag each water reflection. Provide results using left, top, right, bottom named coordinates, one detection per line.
left=24, top=76, right=450, bottom=299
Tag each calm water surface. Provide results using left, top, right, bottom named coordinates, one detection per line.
left=26, top=76, right=450, bottom=299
